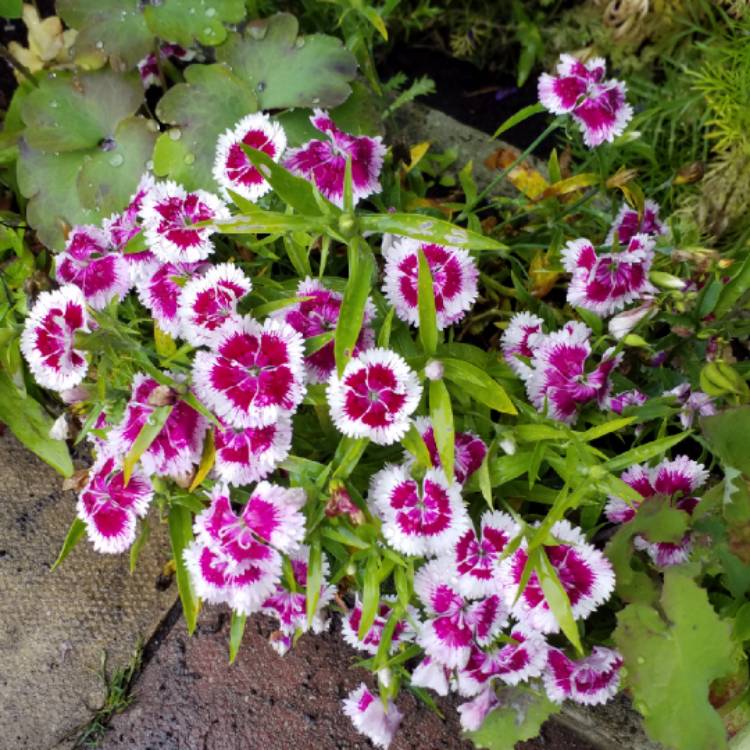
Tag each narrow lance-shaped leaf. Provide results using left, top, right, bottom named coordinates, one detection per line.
left=122, top=404, right=173, bottom=485
left=429, top=379, right=454, bottom=482
left=401, top=422, right=432, bottom=470
left=417, top=246, right=438, bottom=355
left=306, top=537, right=323, bottom=628
left=335, top=238, right=375, bottom=376
left=358, top=553, right=381, bottom=639
left=229, top=611, right=247, bottom=664
left=188, top=428, right=216, bottom=492
left=536, top=547, right=583, bottom=654
left=51, top=517, right=86, bottom=571
left=129, top=518, right=150, bottom=574
left=604, top=431, right=691, bottom=473
left=168, top=503, right=200, bottom=635
left=331, top=437, right=369, bottom=480
left=441, top=358, right=517, bottom=414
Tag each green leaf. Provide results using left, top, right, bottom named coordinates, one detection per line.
left=442, top=358, right=516, bottom=414
left=331, top=437, right=369, bottom=480
left=359, top=212, right=506, bottom=252
left=216, top=211, right=327, bottom=235
left=429, top=380, right=454, bottom=482
left=402, top=422, right=432, bottom=469
left=17, top=71, right=153, bottom=249
left=580, top=416, right=635, bottom=442
left=242, top=145, right=336, bottom=216
left=154, top=64, right=258, bottom=191
left=217, top=14, right=357, bottom=110
left=417, top=246, right=438, bottom=355
left=229, top=611, right=247, bottom=664
left=702, top=407, right=750, bottom=476
left=492, top=102, right=545, bottom=139
left=0, top=370, right=73, bottom=476
left=306, top=538, right=323, bottom=628
left=188, top=428, right=215, bottom=492
left=144, top=0, right=245, bottom=47
left=359, top=554, right=381, bottom=639
left=468, top=686, right=560, bottom=749
left=122, top=405, right=173, bottom=484
left=168, top=503, right=200, bottom=635
left=129, top=518, right=150, bottom=574
left=58, top=0, right=154, bottom=67
left=603, top=431, right=691, bottom=473
left=335, top=238, right=374, bottom=376
left=0, top=0, right=22, bottom=18
left=51, top=517, right=86, bottom=571
left=714, top=254, right=750, bottom=319
left=614, top=569, right=738, bottom=750
left=536, top=548, right=583, bottom=653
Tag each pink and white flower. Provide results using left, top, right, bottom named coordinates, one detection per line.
left=137, top=44, right=195, bottom=88
left=607, top=301, right=656, bottom=340
left=666, top=384, right=716, bottom=429
left=193, top=317, right=306, bottom=428
left=605, top=456, right=708, bottom=566
left=501, top=312, right=545, bottom=380
left=415, top=559, right=508, bottom=669
left=369, top=465, right=470, bottom=557
left=410, top=656, right=452, bottom=696
left=341, top=596, right=417, bottom=655
left=213, top=113, right=287, bottom=203
left=77, top=455, right=153, bottom=554
left=562, top=234, right=656, bottom=317
left=505, top=520, right=615, bottom=633
left=326, top=348, right=422, bottom=445
left=272, top=278, right=375, bottom=383
left=213, top=415, right=292, bottom=486
left=185, top=484, right=306, bottom=616
left=543, top=647, right=622, bottom=705
left=382, top=238, right=479, bottom=330
left=178, top=263, right=252, bottom=347
left=20, top=285, right=90, bottom=391
left=140, top=181, right=229, bottom=263
left=112, top=374, right=207, bottom=481
left=411, top=417, right=488, bottom=484
left=457, top=686, right=501, bottom=732
left=137, top=260, right=206, bottom=337
left=55, top=225, right=130, bottom=310
left=608, top=389, right=648, bottom=414
left=446, top=510, right=519, bottom=598
left=538, top=54, right=633, bottom=148
left=342, top=683, right=403, bottom=749
left=285, top=109, right=385, bottom=207
left=457, top=626, right=548, bottom=696
left=261, top=545, right=335, bottom=654
left=526, top=322, right=621, bottom=424
left=607, top=199, right=666, bottom=246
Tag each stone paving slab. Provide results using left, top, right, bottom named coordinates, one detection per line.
left=100, top=606, right=593, bottom=750
left=0, top=431, right=176, bottom=750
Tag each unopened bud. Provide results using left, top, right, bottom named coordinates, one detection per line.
left=326, top=483, right=365, bottom=525
left=622, top=334, right=651, bottom=348
left=424, top=359, right=444, bottom=381
left=498, top=434, right=516, bottom=455
left=49, top=414, right=70, bottom=441
left=650, top=271, right=687, bottom=291
left=608, top=301, right=654, bottom=340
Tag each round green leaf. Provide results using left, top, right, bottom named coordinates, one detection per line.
left=217, top=13, right=357, bottom=110
left=144, top=0, right=245, bottom=48
left=154, top=63, right=258, bottom=191
left=57, top=0, right=154, bottom=68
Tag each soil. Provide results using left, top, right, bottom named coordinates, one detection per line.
left=99, top=604, right=596, bottom=750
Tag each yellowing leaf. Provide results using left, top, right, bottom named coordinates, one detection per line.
left=405, top=141, right=431, bottom=174
left=484, top=147, right=548, bottom=199
left=529, top=251, right=560, bottom=298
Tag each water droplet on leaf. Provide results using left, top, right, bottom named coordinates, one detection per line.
left=256, top=81, right=266, bottom=93
left=184, top=153, right=196, bottom=165
left=205, top=7, right=216, bottom=16
left=169, top=129, right=182, bottom=141
left=109, top=153, right=124, bottom=167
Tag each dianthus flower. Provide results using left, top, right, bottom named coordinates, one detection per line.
left=185, top=484, right=306, bottom=615
left=382, top=238, right=479, bottom=330
left=272, top=277, right=375, bottom=383
left=112, top=374, right=206, bottom=481
left=285, top=109, right=385, bottom=207
left=213, top=414, right=292, bottom=487
left=77, top=455, right=153, bottom=554
left=501, top=312, right=544, bottom=380
left=342, top=683, right=403, bottom=750
left=411, top=417, right=487, bottom=484
left=137, top=44, right=195, bottom=88
left=415, top=559, right=509, bottom=669
left=140, top=180, right=229, bottom=263
left=326, top=348, right=422, bottom=445
left=20, top=284, right=90, bottom=391
left=543, top=647, right=623, bottom=705
left=443, top=510, right=519, bottom=598
left=193, top=317, right=306, bottom=428
left=213, top=113, right=287, bottom=203
left=562, top=234, right=655, bottom=317
left=137, top=260, right=207, bottom=337
left=605, top=455, right=708, bottom=566
left=608, top=389, right=647, bottom=414
left=538, top=54, right=633, bottom=148
left=369, top=465, right=470, bottom=557
left=607, top=199, right=666, bottom=246
left=666, top=383, right=716, bottom=429
left=457, top=686, right=501, bottom=732
left=178, top=263, right=252, bottom=347
left=261, top=545, right=335, bottom=655
left=504, top=520, right=615, bottom=633
left=55, top=225, right=130, bottom=310
left=341, top=596, right=417, bottom=655
left=105, top=173, right=159, bottom=284
left=526, top=322, right=621, bottom=424
left=457, top=626, right=549, bottom=696
left=410, top=656, right=453, bottom=696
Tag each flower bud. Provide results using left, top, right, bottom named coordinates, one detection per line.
left=498, top=434, right=516, bottom=455
left=650, top=271, right=687, bottom=291
left=424, top=359, right=444, bottom=381
left=607, top=301, right=655, bottom=340
left=49, top=414, right=70, bottom=441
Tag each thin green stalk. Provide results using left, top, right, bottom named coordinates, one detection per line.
left=458, top=118, right=562, bottom=221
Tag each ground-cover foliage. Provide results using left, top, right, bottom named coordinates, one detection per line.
left=1, top=2, right=750, bottom=749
